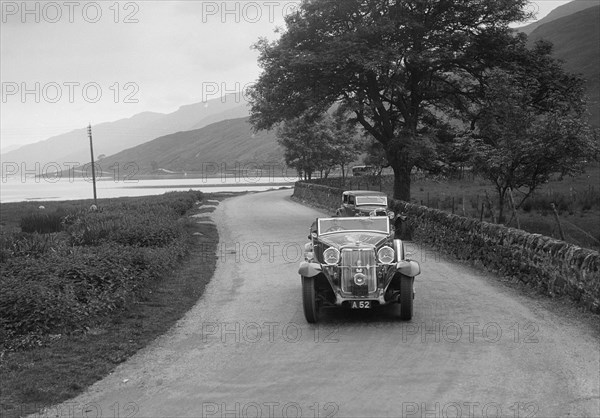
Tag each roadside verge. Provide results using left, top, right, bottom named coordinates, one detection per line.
left=0, top=194, right=223, bottom=418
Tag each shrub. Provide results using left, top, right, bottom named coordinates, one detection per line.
left=0, top=191, right=202, bottom=350
left=0, top=232, right=63, bottom=260
left=20, top=209, right=65, bottom=234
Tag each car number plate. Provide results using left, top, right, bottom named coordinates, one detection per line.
left=350, top=301, right=372, bottom=309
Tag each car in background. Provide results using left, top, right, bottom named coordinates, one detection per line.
left=335, top=190, right=390, bottom=217
left=351, top=165, right=375, bottom=176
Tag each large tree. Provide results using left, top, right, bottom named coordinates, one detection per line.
left=248, top=0, right=531, bottom=200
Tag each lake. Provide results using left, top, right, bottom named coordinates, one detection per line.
left=0, top=176, right=298, bottom=203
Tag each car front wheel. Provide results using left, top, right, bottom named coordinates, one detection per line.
left=399, top=274, right=414, bottom=320
left=301, top=276, right=319, bottom=323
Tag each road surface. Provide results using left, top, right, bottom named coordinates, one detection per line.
left=46, top=189, right=599, bottom=417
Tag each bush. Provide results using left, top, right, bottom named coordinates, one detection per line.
left=521, top=199, right=533, bottom=213
left=0, top=231, right=63, bottom=260
left=20, top=209, right=65, bottom=234
left=0, top=191, right=201, bottom=350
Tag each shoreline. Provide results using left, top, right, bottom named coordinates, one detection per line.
left=0, top=185, right=294, bottom=205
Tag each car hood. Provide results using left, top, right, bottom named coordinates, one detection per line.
left=318, top=232, right=389, bottom=249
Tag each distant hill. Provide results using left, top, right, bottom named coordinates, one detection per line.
left=189, top=105, right=250, bottom=130
left=93, top=117, right=284, bottom=176
left=528, top=5, right=600, bottom=126
left=517, top=0, right=599, bottom=34
left=0, top=96, right=249, bottom=174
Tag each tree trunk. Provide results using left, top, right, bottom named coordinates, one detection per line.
left=391, top=156, right=412, bottom=201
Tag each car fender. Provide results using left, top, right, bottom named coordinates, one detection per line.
left=299, top=261, right=322, bottom=278
left=396, top=259, right=420, bottom=277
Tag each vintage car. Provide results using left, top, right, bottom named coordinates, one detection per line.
left=334, top=190, right=410, bottom=239
left=335, top=190, right=390, bottom=217
left=351, top=165, right=375, bottom=176
left=299, top=215, right=421, bottom=323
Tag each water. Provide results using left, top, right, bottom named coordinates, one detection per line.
left=0, top=176, right=297, bottom=203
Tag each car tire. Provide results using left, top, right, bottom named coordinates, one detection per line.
left=399, top=274, right=414, bottom=320
left=302, top=275, right=319, bottom=323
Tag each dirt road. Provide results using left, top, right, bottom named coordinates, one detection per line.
left=46, top=189, right=599, bottom=417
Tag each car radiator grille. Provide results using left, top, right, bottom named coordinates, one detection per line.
left=340, top=248, right=377, bottom=296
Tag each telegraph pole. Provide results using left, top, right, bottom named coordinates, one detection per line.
left=87, top=123, right=98, bottom=205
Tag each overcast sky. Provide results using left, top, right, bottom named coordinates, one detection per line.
left=0, top=0, right=573, bottom=152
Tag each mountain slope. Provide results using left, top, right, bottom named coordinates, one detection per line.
left=528, top=5, right=600, bottom=126
left=95, top=117, right=284, bottom=175
left=189, top=104, right=249, bottom=130
left=1, top=95, right=246, bottom=171
left=517, top=0, right=599, bottom=34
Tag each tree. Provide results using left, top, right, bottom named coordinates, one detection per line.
left=363, top=138, right=388, bottom=176
left=276, top=114, right=331, bottom=180
left=327, top=108, right=362, bottom=180
left=248, top=0, right=531, bottom=200
left=462, top=64, right=598, bottom=222
left=276, top=110, right=362, bottom=180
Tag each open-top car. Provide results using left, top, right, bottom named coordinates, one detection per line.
left=299, top=215, right=421, bottom=323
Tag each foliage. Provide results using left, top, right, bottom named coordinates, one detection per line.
left=460, top=63, right=598, bottom=221
left=276, top=110, right=361, bottom=179
left=20, top=209, right=65, bottom=234
left=249, top=0, right=532, bottom=200
left=277, top=113, right=330, bottom=179
left=328, top=108, right=363, bottom=179
left=363, top=138, right=388, bottom=174
left=0, top=191, right=202, bottom=350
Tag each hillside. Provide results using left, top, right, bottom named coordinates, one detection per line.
left=528, top=5, right=600, bottom=126
left=94, top=117, right=284, bottom=175
left=517, top=0, right=598, bottom=34
left=0, top=96, right=249, bottom=173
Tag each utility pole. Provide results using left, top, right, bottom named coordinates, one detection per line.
left=87, top=123, right=98, bottom=206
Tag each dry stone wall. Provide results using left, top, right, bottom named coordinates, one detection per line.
left=293, top=181, right=600, bottom=314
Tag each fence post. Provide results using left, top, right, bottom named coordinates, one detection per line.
left=551, top=203, right=566, bottom=240
left=485, top=190, right=496, bottom=223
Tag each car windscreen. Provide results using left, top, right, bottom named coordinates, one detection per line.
left=355, top=196, right=387, bottom=206
left=318, top=217, right=389, bottom=235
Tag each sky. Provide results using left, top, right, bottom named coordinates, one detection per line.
left=0, top=0, right=574, bottom=152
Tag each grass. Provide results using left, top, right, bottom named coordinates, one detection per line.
left=0, top=193, right=223, bottom=418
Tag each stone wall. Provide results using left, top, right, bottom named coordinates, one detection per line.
left=293, top=181, right=600, bottom=314
left=292, top=181, right=343, bottom=212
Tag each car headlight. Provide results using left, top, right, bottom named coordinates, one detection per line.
left=323, top=247, right=340, bottom=265
left=304, top=243, right=314, bottom=261
left=377, top=246, right=395, bottom=264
